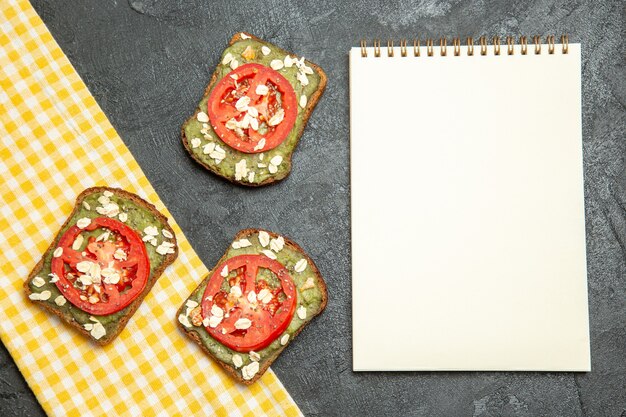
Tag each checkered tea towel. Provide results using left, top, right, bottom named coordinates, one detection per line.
left=0, top=0, right=301, bottom=415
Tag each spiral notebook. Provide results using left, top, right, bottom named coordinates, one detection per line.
left=350, top=36, right=590, bottom=371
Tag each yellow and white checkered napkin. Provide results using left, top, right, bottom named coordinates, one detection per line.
left=0, top=1, right=301, bottom=415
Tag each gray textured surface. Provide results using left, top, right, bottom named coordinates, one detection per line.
left=2, top=0, right=625, bottom=416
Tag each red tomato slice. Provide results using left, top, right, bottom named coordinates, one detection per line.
left=207, top=63, right=297, bottom=154
left=201, top=254, right=297, bottom=352
left=51, top=217, right=150, bottom=315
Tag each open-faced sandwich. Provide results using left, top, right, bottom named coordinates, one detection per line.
left=24, top=187, right=178, bottom=345
left=177, top=229, right=327, bottom=384
left=182, top=32, right=327, bottom=186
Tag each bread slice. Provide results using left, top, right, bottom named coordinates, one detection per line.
left=24, top=187, right=178, bottom=345
left=176, top=229, right=327, bottom=384
left=181, top=32, right=327, bottom=186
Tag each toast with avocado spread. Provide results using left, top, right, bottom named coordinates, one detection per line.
left=24, top=187, right=178, bottom=345
left=177, top=229, right=327, bottom=384
left=181, top=32, right=327, bottom=186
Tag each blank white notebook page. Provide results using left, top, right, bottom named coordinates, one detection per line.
left=350, top=43, right=589, bottom=371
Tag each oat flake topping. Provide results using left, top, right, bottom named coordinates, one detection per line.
left=258, top=231, right=270, bottom=247
left=76, top=217, right=91, bottom=229
left=261, top=249, right=277, bottom=260
left=297, top=305, right=307, bottom=320
left=242, top=361, right=259, bottom=380
left=294, top=258, right=308, bottom=273
left=232, top=354, right=243, bottom=368
left=197, top=112, right=210, bottom=123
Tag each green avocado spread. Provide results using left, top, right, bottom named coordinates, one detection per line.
left=183, top=36, right=322, bottom=184
left=179, top=230, right=325, bottom=378
left=26, top=190, right=175, bottom=339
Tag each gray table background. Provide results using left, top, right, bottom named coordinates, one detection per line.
left=2, top=1, right=625, bottom=416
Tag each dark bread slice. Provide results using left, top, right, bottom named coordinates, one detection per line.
left=177, top=228, right=328, bottom=384
left=181, top=32, right=327, bottom=187
left=24, top=187, right=178, bottom=345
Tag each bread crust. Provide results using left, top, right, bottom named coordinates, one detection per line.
left=176, top=228, right=328, bottom=384
left=23, top=186, right=179, bottom=345
left=181, top=32, right=328, bottom=187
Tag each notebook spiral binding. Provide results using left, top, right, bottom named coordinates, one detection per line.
left=360, top=35, right=569, bottom=57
